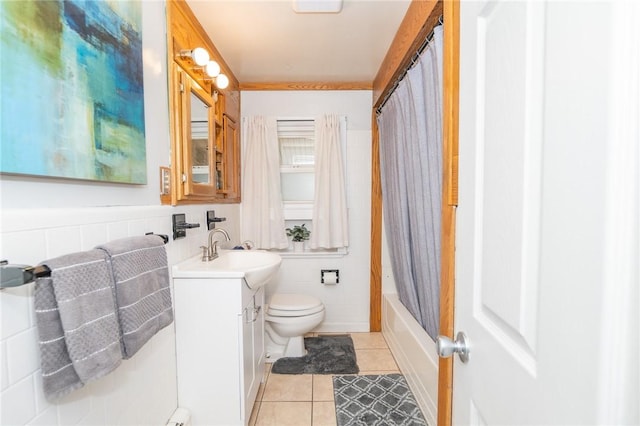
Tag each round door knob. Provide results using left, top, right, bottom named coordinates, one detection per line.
left=436, top=332, right=470, bottom=363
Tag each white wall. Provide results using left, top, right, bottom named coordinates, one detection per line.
left=0, top=2, right=241, bottom=425
left=0, top=0, right=167, bottom=209
left=1, top=206, right=242, bottom=426
left=241, top=91, right=373, bottom=331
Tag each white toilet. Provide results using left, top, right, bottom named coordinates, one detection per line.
left=264, top=293, right=325, bottom=361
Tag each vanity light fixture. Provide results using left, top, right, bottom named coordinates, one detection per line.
left=203, top=60, right=229, bottom=89
left=205, top=60, right=221, bottom=78
left=215, top=73, right=230, bottom=90
left=178, top=47, right=210, bottom=66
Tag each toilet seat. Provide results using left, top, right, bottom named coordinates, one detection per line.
left=264, top=293, right=326, bottom=359
left=267, top=293, right=324, bottom=317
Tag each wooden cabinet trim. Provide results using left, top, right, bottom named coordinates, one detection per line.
left=165, top=0, right=241, bottom=205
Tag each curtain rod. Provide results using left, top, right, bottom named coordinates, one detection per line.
left=376, top=16, right=443, bottom=116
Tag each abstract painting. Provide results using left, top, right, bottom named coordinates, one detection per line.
left=0, top=0, right=147, bottom=184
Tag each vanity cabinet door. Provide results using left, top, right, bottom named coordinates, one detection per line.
left=253, top=286, right=265, bottom=390
left=241, top=294, right=254, bottom=418
left=250, top=288, right=265, bottom=421
left=241, top=285, right=264, bottom=423
left=174, top=276, right=264, bottom=425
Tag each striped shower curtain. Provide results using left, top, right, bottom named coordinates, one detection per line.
left=377, top=25, right=444, bottom=340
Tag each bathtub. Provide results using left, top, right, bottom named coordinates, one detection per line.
left=382, top=293, right=439, bottom=426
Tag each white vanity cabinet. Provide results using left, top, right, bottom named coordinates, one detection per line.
left=174, top=276, right=265, bottom=425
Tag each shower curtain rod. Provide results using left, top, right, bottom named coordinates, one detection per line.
left=376, top=16, right=443, bottom=115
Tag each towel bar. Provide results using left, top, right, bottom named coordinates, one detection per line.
left=0, top=233, right=169, bottom=289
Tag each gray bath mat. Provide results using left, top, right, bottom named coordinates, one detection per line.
left=333, top=374, right=427, bottom=426
left=271, top=334, right=359, bottom=374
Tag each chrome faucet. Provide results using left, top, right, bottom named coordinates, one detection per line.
left=202, top=228, right=231, bottom=261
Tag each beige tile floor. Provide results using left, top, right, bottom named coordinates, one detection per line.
left=249, top=332, right=400, bottom=426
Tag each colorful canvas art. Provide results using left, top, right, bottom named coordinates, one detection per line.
left=0, top=0, right=147, bottom=184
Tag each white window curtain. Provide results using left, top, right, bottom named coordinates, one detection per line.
left=377, top=25, right=443, bottom=340
left=241, top=116, right=289, bottom=249
left=310, top=114, right=349, bottom=249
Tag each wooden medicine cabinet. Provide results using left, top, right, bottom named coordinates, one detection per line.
left=165, top=0, right=240, bottom=205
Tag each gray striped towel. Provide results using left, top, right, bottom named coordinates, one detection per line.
left=34, top=250, right=122, bottom=400
left=96, top=235, right=173, bottom=359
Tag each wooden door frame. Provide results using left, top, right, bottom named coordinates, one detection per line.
left=369, top=1, right=459, bottom=425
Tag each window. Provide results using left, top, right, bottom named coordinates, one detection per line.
left=275, top=116, right=348, bottom=256
left=278, top=120, right=315, bottom=211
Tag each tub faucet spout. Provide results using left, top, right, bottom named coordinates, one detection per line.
left=205, top=228, right=231, bottom=261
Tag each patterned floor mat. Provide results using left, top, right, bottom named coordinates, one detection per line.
left=333, top=374, right=428, bottom=426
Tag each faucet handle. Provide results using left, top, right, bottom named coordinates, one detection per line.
left=199, top=246, right=210, bottom=262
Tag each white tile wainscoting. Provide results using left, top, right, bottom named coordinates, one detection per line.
left=0, top=205, right=239, bottom=426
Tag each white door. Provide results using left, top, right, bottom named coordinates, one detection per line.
left=453, top=1, right=639, bottom=424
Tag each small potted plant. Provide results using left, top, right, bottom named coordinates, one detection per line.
left=286, top=224, right=310, bottom=252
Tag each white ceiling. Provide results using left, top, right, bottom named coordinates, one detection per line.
left=186, top=0, right=411, bottom=84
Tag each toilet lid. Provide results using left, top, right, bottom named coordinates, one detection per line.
left=267, top=304, right=325, bottom=317
left=268, top=293, right=323, bottom=312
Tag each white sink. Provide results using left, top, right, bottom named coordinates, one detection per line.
left=172, top=250, right=282, bottom=289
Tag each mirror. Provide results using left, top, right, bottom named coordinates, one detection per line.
left=168, top=60, right=238, bottom=204
left=179, top=69, right=217, bottom=199
left=190, top=92, right=210, bottom=184
left=172, top=65, right=218, bottom=201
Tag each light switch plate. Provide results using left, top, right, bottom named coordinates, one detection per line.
left=160, top=166, right=171, bottom=195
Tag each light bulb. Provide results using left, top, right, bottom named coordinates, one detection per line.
left=191, top=47, right=209, bottom=66
left=216, top=73, right=229, bottom=89
left=205, top=60, right=221, bottom=78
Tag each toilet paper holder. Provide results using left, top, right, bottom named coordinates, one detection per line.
left=321, top=269, right=339, bottom=284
